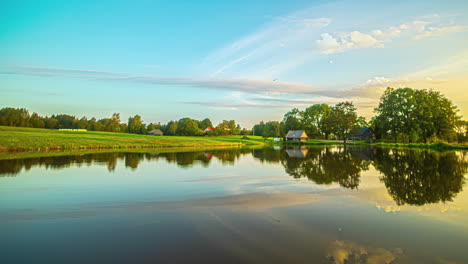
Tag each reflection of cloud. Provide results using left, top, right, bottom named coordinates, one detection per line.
left=1, top=192, right=323, bottom=221
left=326, top=240, right=402, bottom=264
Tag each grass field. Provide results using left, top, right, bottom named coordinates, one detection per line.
left=0, top=126, right=266, bottom=152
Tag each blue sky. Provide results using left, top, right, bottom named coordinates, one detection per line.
left=1, top=0, right=468, bottom=127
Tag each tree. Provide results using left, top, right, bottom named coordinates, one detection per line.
left=128, top=115, right=143, bottom=134
left=30, top=113, right=45, bottom=128
left=281, top=108, right=303, bottom=134
left=165, top=121, right=179, bottom=135
left=106, top=113, right=121, bottom=132
left=330, top=102, right=358, bottom=143
left=374, top=87, right=460, bottom=143
left=176, top=118, right=203, bottom=136
left=199, top=118, right=213, bottom=130
left=262, top=121, right=281, bottom=138
left=77, top=117, right=88, bottom=129
left=0, top=107, right=30, bottom=127
left=302, top=104, right=332, bottom=138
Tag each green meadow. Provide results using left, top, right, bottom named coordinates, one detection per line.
left=0, top=126, right=266, bottom=152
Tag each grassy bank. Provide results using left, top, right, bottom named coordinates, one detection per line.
left=374, top=142, right=468, bottom=150
left=283, top=138, right=467, bottom=150
left=0, top=126, right=265, bottom=152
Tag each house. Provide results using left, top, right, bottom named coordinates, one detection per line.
left=204, top=127, right=215, bottom=133
left=148, top=129, right=164, bottom=136
left=351, top=127, right=374, bottom=140
left=285, top=130, right=308, bottom=142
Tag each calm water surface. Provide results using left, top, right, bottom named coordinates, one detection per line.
left=1, top=146, right=467, bottom=263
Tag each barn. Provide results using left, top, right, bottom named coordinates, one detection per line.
left=285, top=130, right=308, bottom=142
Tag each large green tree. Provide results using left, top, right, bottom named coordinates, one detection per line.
left=302, top=104, right=332, bottom=138
left=177, top=118, right=203, bottom=136
left=127, top=115, right=143, bottom=134
left=374, top=87, right=460, bottom=143
left=281, top=108, right=303, bottom=135
left=330, top=102, right=358, bottom=143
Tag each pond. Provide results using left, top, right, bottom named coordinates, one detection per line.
left=1, top=146, right=467, bottom=263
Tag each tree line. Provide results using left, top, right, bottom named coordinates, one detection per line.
left=253, top=101, right=367, bottom=143
left=0, top=108, right=251, bottom=136
left=252, top=87, right=467, bottom=143
left=1, top=87, right=467, bottom=142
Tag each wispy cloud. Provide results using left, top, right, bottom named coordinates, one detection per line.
left=182, top=101, right=291, bottom=109
left=1, top=66, right=324, bottom=94
left=198, top=13, right=331, bottom=79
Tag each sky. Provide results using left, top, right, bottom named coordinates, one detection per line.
left=1, top=0, right=468, bottom=128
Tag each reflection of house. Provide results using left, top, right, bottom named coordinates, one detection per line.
left=351, top=127, right=374, bottom=140
left=204, top=153, right=214, bottom=159
left=285, top=146, right=309, bottom=158
left=204, top=127, right=215, bottom=133
left=285, top=130, right=308, bottom=142
left=148, top=129, right=164, bottom=136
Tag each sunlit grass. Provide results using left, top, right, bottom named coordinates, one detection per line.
left=0, top=126, right=265, bottom=152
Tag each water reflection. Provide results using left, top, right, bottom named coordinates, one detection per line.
left=281, top=147, right=371, bottom=189
left=373, top=148, right=467, bottom=206
left=1, top=146, right=466, bottom=206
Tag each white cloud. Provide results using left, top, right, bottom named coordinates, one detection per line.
left=316, top=31, right=382, bottom=54
left=316, top=33, right=343, bottom=54
left=317, top=19, right=466, bottom=54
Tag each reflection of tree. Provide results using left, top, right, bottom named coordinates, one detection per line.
left=373, top=149, right=467, bottom=206
left=0, top=148, right=253, bottom=176
left=279, top=147, right=370, bottom=189
left=251, top=148, right=282, bottom=163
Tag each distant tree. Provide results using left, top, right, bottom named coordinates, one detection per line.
left=44, top=117, right=59, bottom=129
left=128, top=115, right=143, bottom=134
left=302, top=104, right=332, bottom=138
left=199, top=118, right=213, bottom=130
left=106, top=113, right=122, bottom=132
left=54, top=114, right=77, bottom=129
left=455, top=120, right=468, bottom=142
left=29, top=112, right=45, bottom=128
left=330, top=102, right=358, bottom=143
left=165, top=121, right=179, bottom=135
left=77, top=117, right=88, bottom=129
left=146, top=122, right=160, bottom=131
left=252, top=121, right=265, bottom=136
left=0, top=107, right=30, bottom=127
left=240, top=128, right=251, bottom=135
left=262, top=121, right=281, bottom=138
left=281, top=108, right=303, bottom=135
left=176, top=118, right=203, bottom=136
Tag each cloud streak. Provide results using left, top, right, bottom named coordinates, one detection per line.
left=1, top=66, right=324, bottom=94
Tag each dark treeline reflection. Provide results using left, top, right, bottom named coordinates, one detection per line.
left=1, top=147, right=466, bottom=206
left=0, top=148, right=253, bottom=176
left=373, top=148, right=467, bottom=205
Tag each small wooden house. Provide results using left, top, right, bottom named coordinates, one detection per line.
left=148, top=129, right=164, bottom=136
left=285, top=130, right=308, bottom=142
left=351, top=127, right=374, bottom=140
